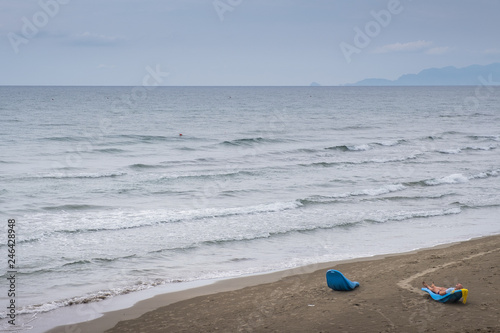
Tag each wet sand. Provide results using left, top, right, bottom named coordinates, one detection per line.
left=48, top=234, right=500, bottom=333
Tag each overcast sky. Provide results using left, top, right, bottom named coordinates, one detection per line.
left=1, top=0, right=499, bottom=86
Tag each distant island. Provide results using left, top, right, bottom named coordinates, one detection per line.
left=348, top=63, right=500, bottom=86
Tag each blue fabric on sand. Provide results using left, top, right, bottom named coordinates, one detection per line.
left=421, top=288, right=464, bottom=303
left=326, top=270, right=360, bottom=291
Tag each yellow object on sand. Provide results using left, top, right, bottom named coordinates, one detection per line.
left=460, top=289, right=468, bottom=304
left=452, top=288, right=468, bottom=304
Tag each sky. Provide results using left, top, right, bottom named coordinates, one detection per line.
left=1, top=0, right=499, bottom=86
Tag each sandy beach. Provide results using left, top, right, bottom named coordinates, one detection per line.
left=48, top=234, right=500, bottom=333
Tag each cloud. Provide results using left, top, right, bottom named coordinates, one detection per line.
left=372, top=40, right=433, bottom=54
left=68, top=32, right=125, bottom=46
left=425, top=46, right=450, bottom=55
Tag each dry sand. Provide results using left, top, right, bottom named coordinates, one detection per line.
left=49, top=234, right=500, bottom=333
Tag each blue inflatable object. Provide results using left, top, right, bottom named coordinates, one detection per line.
left=421, top=288, right=465, bottom=303
left=326, top=270, right=360, bottom=291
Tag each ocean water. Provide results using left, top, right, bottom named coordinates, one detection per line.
left=1, top=86, right=499, bottom=328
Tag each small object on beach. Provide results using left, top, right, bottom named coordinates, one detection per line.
left=326, top=270, right=360, bottom=291
left=179, top=133, right=183, bottom=136
left=308, top=304, right=315, bottom=307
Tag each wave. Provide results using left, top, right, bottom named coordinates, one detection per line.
left=463, top=145, right=497, bottom=151
left=325, top=144, right=372, bottom=152
left=467, top=135, right=500, bottom=142
left=199, top=221, right=360, bottom=246
left=3, top=277, right=184, bottom=319
left=148, top=244, right=199, bottom=254
left=454, top=202, right=500, bottom=210
left=441, top=131, right=466, bottom=135
left=363, top=192, right=458, bottom=203
left=112, top=134, right=172, bottom=142
left=61, top=255, right=137, bottom=268
left=370, top=153, right=422, bottom=163
left=437, top=144, right=497, bottom=154
left=437, top=148, right=462, bottom=154
left=42, top=204, right=108, bottom=211
left=20, top=201, right=303, bottom=239
left=374, top=139, right=408, bottom=146
left=423, top=135, right=442, bottom=141
left=335, top=125, right=377, bottom=131
left=358, top=184, right=407, bottom=196
left=300, top=184, right=407, bottom=204
left=293, top=148, right=321, bottom=154
left=61, top=259, right=92, bottom=267
left=0, top=267, right=55, bottom=279
left=303, top=153, right=422, bottom=167
left=325, top=139, right=406, bottom=152
left=469, top=169, right=499, bottom=180
left=93, top=148, right=127, bottom=154
left=52, top=224, right=147, bottom=235
left=221, top=137, right=286, bottom=146
left=229, top=257, right=254, bottom=262
left=407, top=169, right=499, bottom=187
left=1, top=118, right=21, bottom=123
left=222, top=137, right=265, bottom=146
left=29, top=171, right=127, bottom=180
left=423, top=173, right=469, bottom=186
left=131, top=157, right=218, bottom=170
left=439, top=114, right=467, bottom=118
left=0, top=222, right=150, bottom=247
left=42, top=136, right=87, bottom=142
left=39, top=123, right=74, bottom=127
left=155, top=169, right=259, bottom=182
left=101, top=134, right=208, bottom=146
left=7, top=236, right=44, bottom=246
left=261, top=147, right=320, bottom=157
left=365, top=207, right=461, bottom=223
left=129, top=163, right=163, bottom=170
left=175, top=146, right=197, bottom=151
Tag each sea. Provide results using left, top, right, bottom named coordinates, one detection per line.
left=1, top=86, right=499, bottom=331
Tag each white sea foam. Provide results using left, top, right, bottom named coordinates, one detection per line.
left=376, top=139, right=406, bottom=146
left=438, top=148, right=462, bottom=154
left=359, top=184, right=407, bottom=196
left=424, top=173, right=469, bottom=186
left=470, top=169, right=499, bottom=180
left=347, top=144, right=372, bottom=151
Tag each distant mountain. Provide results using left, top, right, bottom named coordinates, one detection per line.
left=349, top=63, right=500, bottom=86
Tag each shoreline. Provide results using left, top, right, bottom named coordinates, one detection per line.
left=46, top=233, right=500, bottom=333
